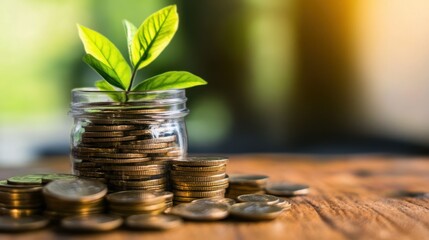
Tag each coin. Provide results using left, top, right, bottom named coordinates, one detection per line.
left=43, top=179, right=107, bottom=202
left=173, top=178, right=229, bottom=187
left=171, top=164, right=226, bottom=172
left=74, top=147, right=117, bottom=153
left=107, top=191, right=172, bottom=204
left=7, top=174, right=49, bottom=185
left=61, top=214, right=123, bottom=232
left=0, top=215, right=49, bottom=231
left=0, top=207, right=42, bottom=217
left=129, top=136, right=177, bottom=145
left=265, top=183, right=310, bottom=196
left=170, top=202, right=229, bottom=221
left=170, top=169, right=225, bottom=177
left=0, top=180, right=42, bottom=193
left=229, top=202, right=284, bottom=220
left=75, top=152, right=148, bottom=159
left=192, top=198, right=236, bottom=206
left=173, top=156, right=228, bottom=166
left=126, top=214, right=183, bottom=230
left=276, top=198, right=292, bottom=209
left=118, top=142, right=169, bottom=150
left=82, top=131, right=125, bottom=138
left=81, top=136, right=137, bottom=143
left=174, top=183, right=229, bottom=191
left=171, top=173, right=227, bottom=183
left=174, top=189, right=225, bottom=198
left=237, top=194, right=280, bottom=205
left=41, top=174, right=77, bottom=184
left=84, top=125, right=136, bottom=132
left=228, top=174, right=269, bottom=186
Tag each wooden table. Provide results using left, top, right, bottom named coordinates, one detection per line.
left=0, top=155, right=428, bottom=240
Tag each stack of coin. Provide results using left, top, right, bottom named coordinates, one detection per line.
left=0, top=180, right=43, bottom=217
left=43, top=178, right=107, bottom=219
left=170, top=156, right=229, bottom=204
left=106, top=190, right=173, bottom=217
left=71, top=112, right=184, bottom=192
left=226, top=174, right=269, bottom=200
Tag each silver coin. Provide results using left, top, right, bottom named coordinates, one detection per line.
left=230, top=202, right=284, bottom=220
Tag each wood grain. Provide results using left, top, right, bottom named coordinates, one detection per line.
left=0, top=155, right=428, bottom=240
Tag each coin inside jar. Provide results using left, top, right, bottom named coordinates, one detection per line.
left=126, top=214, right=183, bottom=230
left=61, top=214, right=123, bottom=232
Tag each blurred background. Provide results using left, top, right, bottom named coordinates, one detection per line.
left=1, top=0, right=429, bottom=166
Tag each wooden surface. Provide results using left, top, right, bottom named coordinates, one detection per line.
left=0, top=155, right=428, bottom=240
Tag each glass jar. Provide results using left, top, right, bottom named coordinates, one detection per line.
left=70, top=88, right=189, bottom=192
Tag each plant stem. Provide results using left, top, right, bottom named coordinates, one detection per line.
left=124, top=66, right=139, bottom=102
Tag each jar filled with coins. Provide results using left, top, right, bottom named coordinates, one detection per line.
left=70, top=88, right=189, bottom=192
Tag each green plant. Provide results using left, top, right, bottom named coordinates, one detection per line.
left=77, top=5, right=207, bottom=100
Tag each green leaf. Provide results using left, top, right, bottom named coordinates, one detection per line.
left=123, top=20, right=137, bottom=64
left=132, top=71, right=207, bottom=91
left=95, top=80, right=125, bottom=102
left=77, top=24, right=131, bottom=89
left=83, top=54, right=125, bottom=90
left=131, top=5, right=178, bottom=70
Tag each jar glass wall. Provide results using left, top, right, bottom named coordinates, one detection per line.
left=70, top=88, right=189, bottom=192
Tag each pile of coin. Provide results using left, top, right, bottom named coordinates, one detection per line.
left=226, top=174, right=269, bottom=200
left=106, top=190, right=173, bottom=217
left=71, top=112, right=184, bottom=192
left=170, top=157, right=229, bottom=204
left=0, top=180, right=43, bottom=217
left=43, top=178, right=107, bottom=219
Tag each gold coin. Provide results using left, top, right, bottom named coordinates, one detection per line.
left=107, top=191, right=172, bottom=204
left=84, top=125, right=136, bottom=132
left=75, top=152, right=148, bottom=159
left=0, top=200, right=42, bottom=208
left=73, top=147, right=117, bottom=153
left=129, top=136, right=177, bottom=145
left=228, top=174, right=269, bottom=186
left=82, top=131, right=124, bottom=138
left=172, top=156, right=228, bottom=166
left=120, top=147, right=175, bottom=154
left=0, top=207, right=42, bottom=217
left=174, top=189, right=225, bottom=198
left=170, top=170, right=225, bottom=177
left=106, top=173, right=164, bottom=180
left=0, top=191, right=42, bottom=200
left=0, top=180, right=42, bottom=193
left=173, top=178, right=229, bottom=187
left=228, top=184, right=264, bottom=191
left=109, top=208, right=166, bottom=217
left=173, top=196, right=221, bottom=202
left=171, top=164, right=226, bottom=172
left=128, top=127, right=175, bottom=136
left=229, top=202, right=284, bottom=220
left=79, top=157, right=151, bottom=164
left=61, top=214, right=123, bottom=232
left=43, top=179, right=107, bottom=203
left=170, top=202, right=229, bottom=221
left=237, top=194, right=279, bottom=205
left=265, top=183, right=310, bottom=196
left=103, top=164, right=165, bottom=172
left=81, top=136, right=137, bottom=143
left=171, top=173, right=226, bottom=182
left=73, top=161, right=102, bottom=168
left=110, top=202, right=166, bottom=212
left=174, top=183, right=229, bottom=191
left=108, top=179, right=166, bottom=187
left=0, top=215, right=49, bottom=231
left=192, top=198, right=236, bottom=206
left=118, top=142, right=169, bottom=150
left=126, top=214, right=183, bottom=230
left=76, top=172, right=105, bottom=178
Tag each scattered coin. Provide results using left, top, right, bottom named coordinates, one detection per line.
left=0, top=215, right=50, bottom=231
left=126, top=214, right=183, bottom=230
left=230, top=202, right=284, bottom=221
left=237, top=194, right=280, bottom=205
left=61, top=214, right=123, bottom=232
left=170, top=201, right=230, bottom=221
left=265, top=183, right=310, bottom=196
left=226, top=174, right=269, bottom=200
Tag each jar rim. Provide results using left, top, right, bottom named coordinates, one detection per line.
left=72, top=87, right=185, bottom=94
